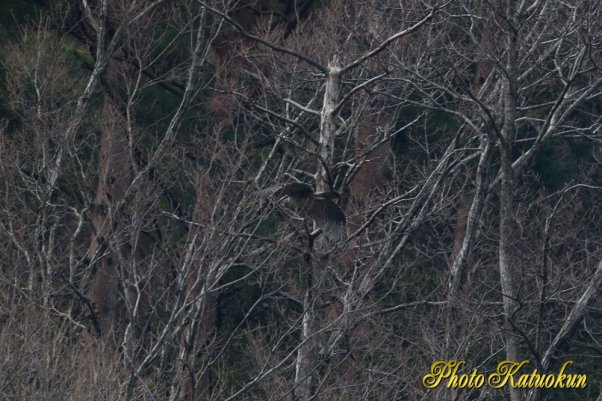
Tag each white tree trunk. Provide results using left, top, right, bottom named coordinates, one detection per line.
left=294, top=58, right=341, bottom=401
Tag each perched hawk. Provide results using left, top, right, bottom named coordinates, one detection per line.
left=260, top=183, right=347, bottom=248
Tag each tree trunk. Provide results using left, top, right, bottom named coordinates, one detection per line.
left=88, top=60, right=133, bottom=338
left=294, top=57, right=341, bottom=401
left=499, top=22, right=521, bottom=401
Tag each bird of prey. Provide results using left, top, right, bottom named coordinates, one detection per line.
left=259, top=183, right=347, bottom=248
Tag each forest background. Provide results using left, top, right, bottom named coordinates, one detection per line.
left=0, top=1, right=601, bottom=400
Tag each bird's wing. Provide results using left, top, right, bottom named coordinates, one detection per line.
left=308, top=198, right=347, bottom=248
left=314, top=192, right=340, bottom=200
left=281, top=183, right=314, bottom=197
left=257, top=185, right=282, bottom=199
left=258, top=183, right=313, bottom=199
left=259, top=183, right=347, bottom=248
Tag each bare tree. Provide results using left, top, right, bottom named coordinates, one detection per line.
left=1, top=1, right=601, bottom=400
